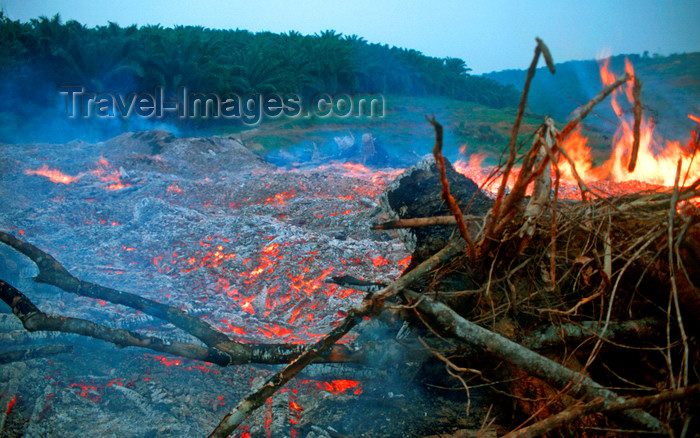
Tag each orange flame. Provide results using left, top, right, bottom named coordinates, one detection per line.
left=89, top=157, right=131, bottom=190
left=559, top=57, right=700, bottom=188
left=24, top=165, right=78, bottom=184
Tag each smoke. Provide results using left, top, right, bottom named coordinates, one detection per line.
left=0, top=61, right=184, bottom=144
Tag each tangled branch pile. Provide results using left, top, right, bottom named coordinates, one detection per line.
left=377, top=40, right=700, bottom=436
left=420, top=164, right=700, bottom=436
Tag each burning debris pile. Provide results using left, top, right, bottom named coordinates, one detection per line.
left=1, top=38, right=700, bottom=438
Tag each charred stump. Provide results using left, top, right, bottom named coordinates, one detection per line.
left=380, top=157, right=492, bottom=270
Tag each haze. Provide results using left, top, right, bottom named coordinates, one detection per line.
left=2, top=0, right=698, bottom=74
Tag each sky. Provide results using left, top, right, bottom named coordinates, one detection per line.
left=1, top=0, right=699, bottom=74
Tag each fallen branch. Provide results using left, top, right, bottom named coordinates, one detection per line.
left=373, top=215, right=482, bottom=230
left=402, top=289, right=669, bottom=435
left=503, top=384, right=700, bottom=438
left=0, top=231, right=241, bottom=353
left=521, top=317, right=663, bottom=350
left=208, top=238, right=467, bottom=437
left=0, top=279, right=233, bottom=365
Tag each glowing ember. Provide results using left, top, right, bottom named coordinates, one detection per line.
left=299, top=379, right=362, bottom=395
left=263, top=190, right=295, bottom=205
left=322, top=379, right=362, bottom=394
left=6, top=395, right=16, bottom=415
left=24, top=165, right=78, bottom=184
left=167, top=184, right=183, bottom=194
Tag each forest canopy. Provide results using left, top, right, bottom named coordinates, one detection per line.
left=0, top=13, right=518, bottom=140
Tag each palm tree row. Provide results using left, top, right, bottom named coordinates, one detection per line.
left=0, top=13, right=519, bottom=121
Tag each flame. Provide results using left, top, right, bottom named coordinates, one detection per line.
left=454, top=155, right=509, bottom=194
left=558, top=57, right=700, bottom=188
left=25, top=165, right=78, bottom=184
left=452, top=59, right=699, bottom=198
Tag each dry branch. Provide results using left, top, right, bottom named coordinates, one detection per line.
left=519, top=119, right=555, bottom=242
left=559, top=73, right=631, bottom=141
left=209, top=238, right=468, bottom=437
left=521, top=317, right=663, bottom=350
left=503, top=384, right=700, bottom=438
left=0, top=279, right=233, bottom=365
left=402, top=289, right=669, bottom=435
left=491, top=39, right=545, bottom=223
left=428, top=115, right=475, bottom=261
left=536, top=37, right=555, bottom=74
left=629, top=76, right=643, bottom=172
left=373, top=215, right=482, bottom=230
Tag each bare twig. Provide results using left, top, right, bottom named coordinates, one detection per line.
left=492, top=39, right=546, bottom=221
left=536, top=37, right=556, bottom=74
left=428, top=115, right=475, bottom=261
left=559, top=73, right=631, bottom=142
left=558, top=145, right=590, bottom=201
left=668, top=159, right=690, bottom=387
left=418, top=336, right=479, bottom=416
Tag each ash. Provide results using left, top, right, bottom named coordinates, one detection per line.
left=0, top=131, right=482, bottom=437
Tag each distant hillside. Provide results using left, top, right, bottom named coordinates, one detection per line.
left=485, top=52, right=700, bottom=142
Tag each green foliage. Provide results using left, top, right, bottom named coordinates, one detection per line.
left=0, top=14, right=519, bottom=116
